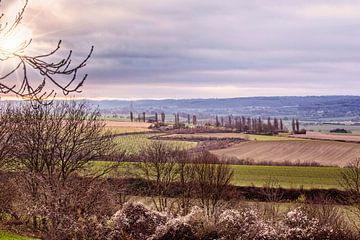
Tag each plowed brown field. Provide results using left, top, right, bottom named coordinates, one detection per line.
left=290, top=131, right=360, bottom=143
left=211, top=140, right=360, bottom=167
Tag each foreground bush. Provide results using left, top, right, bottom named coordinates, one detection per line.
left=107, top=202, right=356, bottom=240
left=111, top=202, right=168, bottom=240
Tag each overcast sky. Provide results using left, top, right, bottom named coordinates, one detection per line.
left=7, top=0, right=360, bottom=99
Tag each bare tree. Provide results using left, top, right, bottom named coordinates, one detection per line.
left=11, top=101, right=119, bottom=234
left=260, top=176, right=283, bottom=222
left=174, top=150, right=195, bottom=215
left=339, top=158, right=360, bottom=234
left=0, top=0, right=93, bottom=100
left=193, top=151, right=233, bottom=216
left=137, top=142, right=179, bottom=212
left=0, top=105, right=16, bottom=169
left=339, top=158, right=360, bottom=199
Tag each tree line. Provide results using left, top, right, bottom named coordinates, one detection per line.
left=129, top=111, right=305, bottom=134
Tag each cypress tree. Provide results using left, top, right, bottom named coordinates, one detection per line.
left=130, top=111, right=134, bottom=122
left=192, top=115, right=197, bottom=125
left=215, top=115, right=219, bottom=127
left=292, top=119, right=296, bottom=133
left=296, top=119, right=300, bottom=133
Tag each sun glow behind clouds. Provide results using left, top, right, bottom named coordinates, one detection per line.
left=0, top=27, right=32, bottom=58
left=0, top=0, right=32, bottom=59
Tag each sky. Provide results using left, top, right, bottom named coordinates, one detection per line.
left=3, top=0, right=360, bottom=99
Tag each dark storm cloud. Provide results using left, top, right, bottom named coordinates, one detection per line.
left=14, top=0, right=360, bottom=98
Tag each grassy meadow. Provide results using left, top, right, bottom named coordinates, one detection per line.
left=115, top=133, right=198, bottom=154
left=0, top=231, right=36, bottom=240
left=89, top=161, right=342, bottom=189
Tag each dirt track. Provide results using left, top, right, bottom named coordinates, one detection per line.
left=211, top=140, right=360, bottom=167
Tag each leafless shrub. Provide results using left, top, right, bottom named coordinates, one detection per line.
left=261, top=176, right=284, bottom=222
left=174, top=150, right=195, bottom=216
left=339, top=158, right=360, bottom=199
left=0, top=105, right=16, bottom=170
left=339, top=158, right=360, bottom=235
left=0, top=172, right=20, bottom=221
left=302, top=194, right=352, bottom=239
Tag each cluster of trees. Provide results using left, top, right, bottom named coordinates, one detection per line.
left=0, top=101, right=122, bottom=239
left=137, top=142, right=233, bottom=216
left=291, top=119, right=305, bottom=134
left=129, top=111, right=198, bottom=127
left=216, top=115, right=286, bottom=134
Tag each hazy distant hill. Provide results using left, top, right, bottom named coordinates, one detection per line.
left=89, top=96, right=360, bottom=121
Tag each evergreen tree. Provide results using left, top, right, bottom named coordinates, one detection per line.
left=130, top=111, right=134, bottom=122
left=296, top=119, right=300, bottom=133
left=292, top=119, right=296, bottom=133
left=258, top=117, right=263, bottom=132
left=274, top=118, right=279, bottom=130
left=192, top=115, right=197, bottom=125
left=267, top=117, right=272, bottom=132
left=215, top=115, right=220, bottom=127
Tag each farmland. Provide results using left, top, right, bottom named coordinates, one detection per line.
left=304, top=123, right=360, bottom=135
left=290, top=131, right=360, bottom=143
left=115, top=133, right=198, bottom=154
left=104, top=121, right=154, bottom=134
left=89, top=161, right=341, bottom=189
left=211, top=140, right=360, bottom=167
left=161, top=133, right=298, bottom=141
left=230, top=165, right=340, bottom=189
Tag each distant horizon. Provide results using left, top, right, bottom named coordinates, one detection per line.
left=2, top=94, right=360, bottom=102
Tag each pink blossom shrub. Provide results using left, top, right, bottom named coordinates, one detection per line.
left=111, top=202, right=168, bottom=240
left=280, top=207, right=335, bottom=240
left=216, top=208, right=277, bottom=240
left=152, top=206, right=211, bottom=240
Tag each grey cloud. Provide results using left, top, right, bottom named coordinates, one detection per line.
left=8, top=0, right=360, bottom=98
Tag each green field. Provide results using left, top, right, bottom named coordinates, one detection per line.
left=231, top=165, right=341, bottom=189
left=0, top=231, right=36, bottom=240
left=89, top=161, right=342, bottom=189
left=108, top=127, right=154, bottom=135
left=115, top=134, right=197, bottom=154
